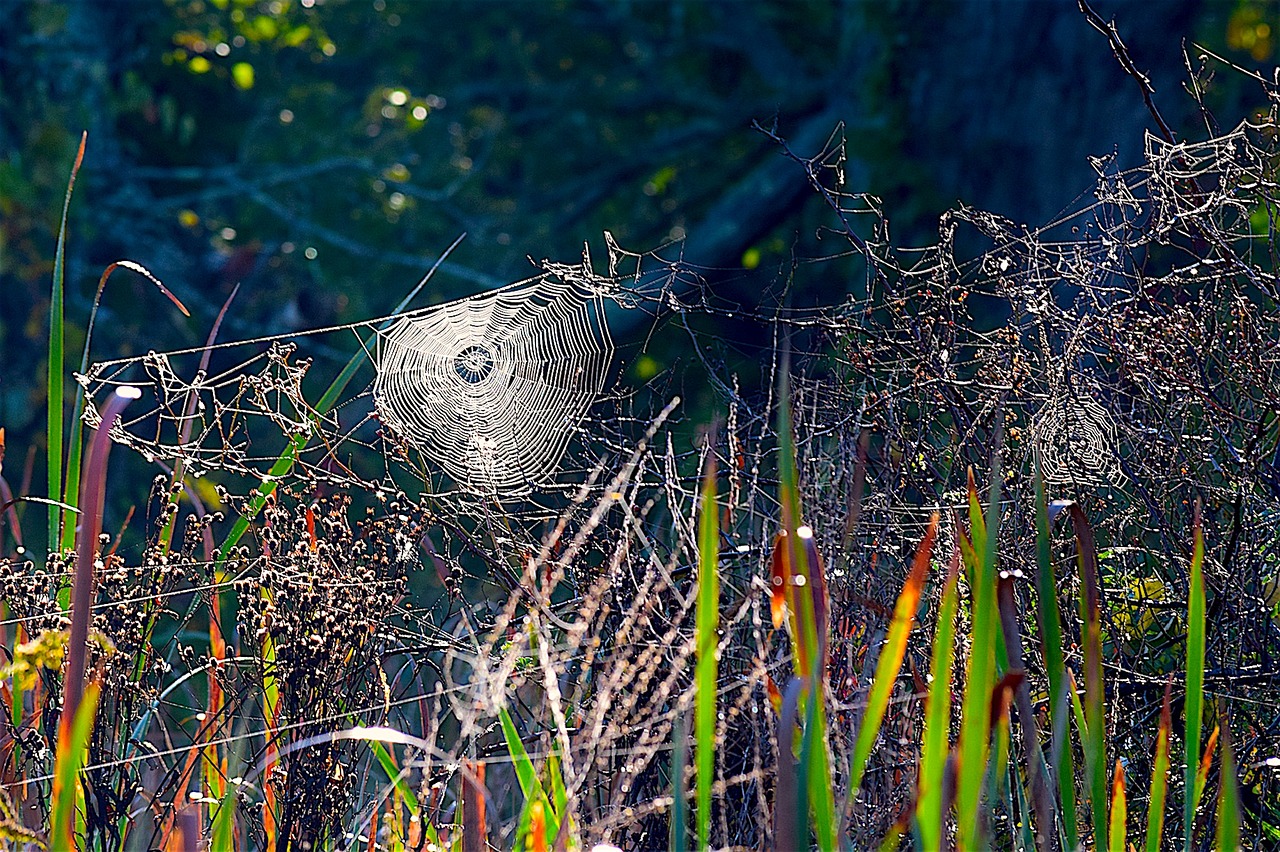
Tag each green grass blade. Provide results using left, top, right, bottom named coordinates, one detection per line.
left=59, top=422, right=83, bottom=555
left=47, top=133, right=86, bottom=560
left=849, top=514, right=938, bottom=798
left=806, top=693, right=836, bottom=852
left=371, top=739, right=421, bottom=814
left=1146, top=680, right=1173, bottom=852
left=548, top=748, right=570, bottom=847
left=500, top=706, right=559, bottom=849
left=917, top=539, right=960, bottom=850
left=211, top=782, right=237, bottom=851
left=1108, top=760, right=1126, bottom=852
left=50, top=678, right=99, bottom=850
left=1215, top=710, right=1240, bottom=852
left=1034, top=465, right=1078, bottom=849
left=695, top=449, right=719, bottom=852
left=774, top=351, right=837, bottom=852
left=956, top=466, right=1001, bottom=850
left=1185, top=501, right=1206, bottom=850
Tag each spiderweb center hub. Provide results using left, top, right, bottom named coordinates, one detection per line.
left=454, top=344, right=496, bottom=384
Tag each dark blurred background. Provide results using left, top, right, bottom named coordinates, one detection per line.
left=0, top=0, right=1276, bottom=459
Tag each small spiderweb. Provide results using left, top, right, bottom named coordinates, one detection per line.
left=373, top=275, right=613, bottom=494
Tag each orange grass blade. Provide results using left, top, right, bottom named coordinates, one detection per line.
left=462, top=760, right=487, bottom=852
left=50, top=680, right=99, bottom=850
left=529, top=800, right=547, bottom=852
left=1194, top=724, right=1220, bottom=831
left=1108, top=760, right=1127, bottom=852
left=848, top=514, right=938, bottom=798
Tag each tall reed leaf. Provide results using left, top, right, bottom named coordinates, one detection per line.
left=1068, top=503, right=1107, bottom=851
left=848, top=514, right=938, bottom=799
left=773, top=352, right=836, bottom=852
left=1034, top=467, right=1078, bottom=849
left=1184, top=501, right=1206, bottom=850
left=695, top=448, right=719, bottom=852
left=956, top=466, right=1001, bottom=850
left=49, top=680, right=99, bottom=850
left=47, top=132, right=86, bottom=558
left=500, top=706, right=559, bottom=850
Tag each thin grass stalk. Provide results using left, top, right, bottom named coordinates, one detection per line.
left=1184, top=501, right=1207, bottom=850
left=695, top=447, right=719, bottom=852
left=996, top=571, right=1054, bottom=852
left=671, top=712, right=689, bottom=852
left=917, top=538, right=960, bottom=850
left=1194, top=724, right=1220, bottom=831
left=159, top=282, right=234, bottom=555
left=1146, top=680, right=1173, bottom=852
left=63, top=261, right=188, bottom=554
left=848, top=514, right=938, bottom=798
left=1108, top=760, right=1126, bottom=852
left=1033, top=467, right=1078, bottom=849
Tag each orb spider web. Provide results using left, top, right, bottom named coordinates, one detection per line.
left=372, top=274, right=614, bottom=495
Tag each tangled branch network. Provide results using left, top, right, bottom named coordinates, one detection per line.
left=372, top=276, right=613, bottom=494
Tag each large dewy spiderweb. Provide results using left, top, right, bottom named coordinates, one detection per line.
left=373, top=275, right=613, bottom=494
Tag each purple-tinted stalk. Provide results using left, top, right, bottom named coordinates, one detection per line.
left=61, top=386, right=139, bottom=728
